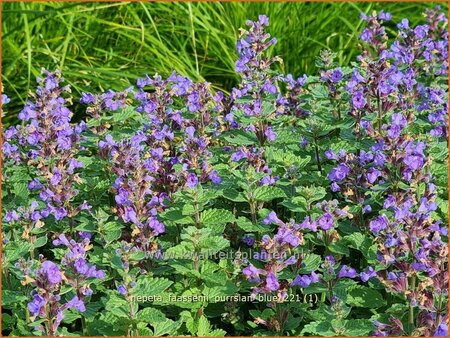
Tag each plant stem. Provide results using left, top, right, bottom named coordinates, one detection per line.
left=313, top=135, right=323, bottom=174
left=193, top=191, right=201, bottom=228
left=249, top=198, right=257, bottom=225
left=408, top=274, right=416, bottom=333
left=377, top=93, right=382, bottom=134
left=81, top=316, right=87, bottom=335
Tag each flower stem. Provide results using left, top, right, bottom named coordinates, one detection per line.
left=408, top=274, right=416, bottom=333
left=376, top=93, right=382, bottom=134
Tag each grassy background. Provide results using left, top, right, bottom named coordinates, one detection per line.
left=2, top=1, right=447, bottom=125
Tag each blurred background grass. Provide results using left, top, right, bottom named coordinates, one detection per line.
left=2, top=1, right=447, bottom=125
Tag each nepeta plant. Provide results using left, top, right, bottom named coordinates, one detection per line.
left=2, top=6, right=448, bottom=337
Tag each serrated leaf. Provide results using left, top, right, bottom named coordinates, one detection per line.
left=113, top=106, right=138, bottom=123
left=137, top=307, right=166, bottom=323
left=197, top=316, right=211, bottom=336
left=235, top=217, right=267, bottom=233
left=222, top=189, right=247, bottom=202
left=298, top=254, right=321, bottom=273
left=200, top=209, right=234, bottom=225
left=13, top=182, right=29, bottom=202
left=2, top=290, right=28, bottom=306
left=134, top=277, right=173, bottom=297
left=253, top=186, right=286, bottom=202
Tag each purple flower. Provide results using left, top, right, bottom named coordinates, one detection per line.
left=66, top=296, right=86, bottom=312
left=80, top=92, right=95, bottom=104
left=185, top=126, right=196, bottom=139
left=391, top=113, right=407, bottom=128
left=291, top=275, right=312, bottom=288
left=231, top=149, right=246, bottom=162
left=363, top=205, right=372, bottom=214
left=28, top=178, right=44, bottom=191
left=242, top=235, right=255, bottom=247
left=74, top=258, right=89, bottom=275
left=263, top=211, right=281, bottom=225
left=243, top=264, right=261, bottom=283
left=186, top=173, right=198, bottom=188
left=78, top=232, right=92, bottom=240
left=387, top=125, right=401, bottom=139
left=360, top=266, right=377, bottom=282
left=27, top=294, right=46, bottom=316
left=208, top=170, right=222, bottom=184
left=331, top=68, right=343, bottom=83
left=52, top=234, right=70, bottom=246
left=318, top=213, right=334, bottom=231
left=397, top=18, right=409, bottom=30
left=118, top=284, right=127, bottom=296
left=384, top=234, right=398, bottom=248
left=331, top=182, right=340, bottom=192
left=328, top=163, right=350, bottom=182
left=369, top=215, right=388, bottom=234
left=260, top=175, right=276, bottom=185
left=378, top=11, right=392, bottom=21
left=418, top=197, right=437, bottom=214
left=258, top=14, right=269, bottom=26
left=2, top=94, right=11, bottom=105
left=414, top=25, right=429, bottom=40
left=434, top=324, right=448, bottom=336
left=324, top=149, right=337, bottom=160
left=265, top=127, right=277, bottom=141
left=403, top=154, right=424, bottom=171
left=338, top=265, right=357, bottom=279
left=53, top=207, right=68, bottom=221
left=4, top=210, right=20, bottom=222
left=115, top=188, right=130, bottom=205
left=123, top=207, right=139, bottom=224
left=266, top=272, right=279, bottom=291
left=40, top=261, right=62, bottom=285
left=367, top=168, right=381, bottom=184
left=352, top=91, right=366, bottom=109
left=148, top=218, right=165, bottom=235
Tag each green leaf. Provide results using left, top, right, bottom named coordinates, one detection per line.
left=2, top=290, right=28, bottom=306
left=222, top=130, right=257, bottom=146
left=33, top=235, right=48, bottom=249
left=104, top=293, right=131, bottom=319
left=328, top=241, right=350, bottom=256
left=346, top=285, right=386, bottom=308
left=222, top=189, right=247, bottom=202
left=152, top=318, right=181, bottom=336
left=235, top=217, right=267, bottom=233
left=301, top=321, right=335, bottom=336
left=342, top=319, right=374, bottom=336
left=160, top=208, right=194, bottom=225
left=137, top=307, right=166, bottom=323
left=200, top=209, right=234, bottom=225
left=102, top=221, right=123, bottom=243
left=298, top=254, right=322, bottom=273
left=134, top=277, right=173, bottom=297
left=4, top=241, right=33, bottom=262
left=113, top=106, right=138, bottom=123
left=253, top=186, right=286, bottom=202
left=197, top=316, right=211, bottom=336
left=13, top=182, right=29, bottom=203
